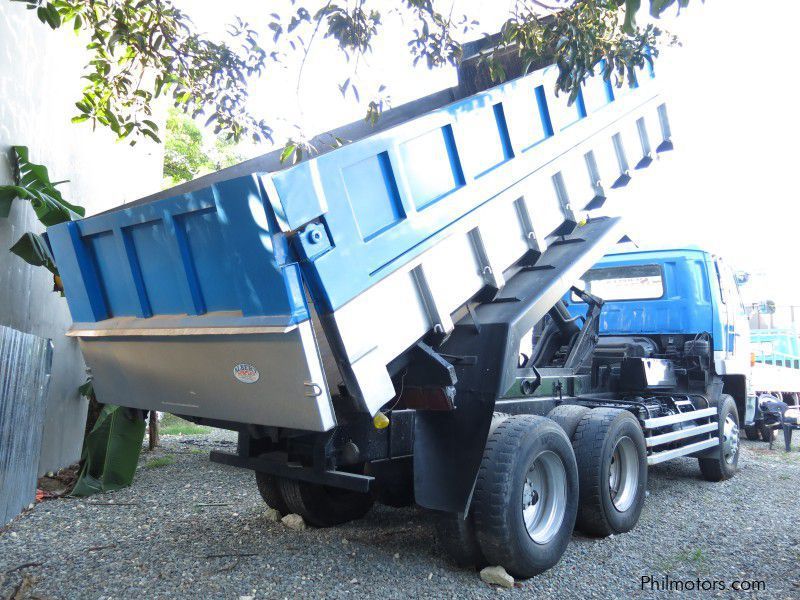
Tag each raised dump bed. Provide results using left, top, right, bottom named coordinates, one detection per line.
left=48, top=63, right=671, bottom=433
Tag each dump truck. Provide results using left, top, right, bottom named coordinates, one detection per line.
left=46, top=48, right=736, bottom=578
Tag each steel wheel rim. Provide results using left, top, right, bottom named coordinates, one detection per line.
left=522, top=450, right=567, bottom=544
left=722, top=415, right=739, bottom=464
left=609, top=436, right=639, bottom=512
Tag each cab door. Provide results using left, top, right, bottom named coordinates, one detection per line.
left=715, top=258, right=750, bottom=373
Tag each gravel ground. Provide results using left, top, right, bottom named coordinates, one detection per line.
left=2, top=430, right=799, bottom=599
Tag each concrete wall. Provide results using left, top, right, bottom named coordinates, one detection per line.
left=0, top=3, right=163, bottom=474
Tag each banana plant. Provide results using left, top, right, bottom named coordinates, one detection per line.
left=72, top=398, right=146, bottom=498
left=2, top=146, right=146, bottom=496
left=0, top=146, right=85, bottom=292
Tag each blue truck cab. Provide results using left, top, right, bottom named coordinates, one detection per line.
left=565, top=246, right=754, bottom=423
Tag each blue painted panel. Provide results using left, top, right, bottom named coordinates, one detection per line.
left=127, top=220, right=184, bottom=315
left=47, top=221, right=108, bottom=322
left=87, top=231, right=140, bottom=318
left=178, top=208, right=239, bottom=312
left=547, top=88, right=586, bottom=131
left=582, top=75, right=614, bottom=114
left=499, top=82, right=554, bottom=153
left=457, top=102, right=515, bottom=178
left=47, top=174, right=309, bottom=324
left=399, top=124, right=464, bottom=210
left=342, top=152, right=405, bottom=240
left=213, top=176, right=308, bottom=319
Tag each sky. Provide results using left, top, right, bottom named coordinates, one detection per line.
left=179, top=0, right=800, bottom=305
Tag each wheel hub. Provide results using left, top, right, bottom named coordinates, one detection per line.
left=609, top=436, right=639, bottom=512
left=521, top=451, right=567, bottom=545
left=722, top=415, right=739, bottom=464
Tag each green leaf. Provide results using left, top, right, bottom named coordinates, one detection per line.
left=650, top=0, right=677, bottom=17
left=44, top=3, right=61, bottom=29
left=78, top=378, right=94, bottom=399
left=624, top=0, right=642, bottom=34
left=9, top=232, right=58, bottom=275
left=141, top=128, right=161, bottom=143
left=279, top=143, right=296, bottom=164
left=71, top=405, right=145, bottom=497
left=5, top=146, right=85, bottom=226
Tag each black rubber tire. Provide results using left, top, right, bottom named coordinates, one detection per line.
left=435, top=511, right=485, bottom=568
left=758, top=423, right=774, bottom=444
left=434, top=412, right=509, bottom=568
left=572, top=408, right=648, bottom=537
left=699, top=394, right=740, bottom=482
left=547, top=404, right=592, bottom=440
left=255, top=472, right=290, bottom=515
left=277, top=479, right=374, bottom=527
left=744, top=425, right=761, bottom=441
left=472, top=415, right=578, bottom=578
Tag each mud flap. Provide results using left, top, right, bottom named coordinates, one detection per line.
left=413, top=393, right=495, bottom=514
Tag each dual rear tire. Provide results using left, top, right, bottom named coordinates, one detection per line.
left=437, top=407, right=648, bottom=577
left=570, top=408, right=648, bottom=537
left=470, top=415, right=579, bottom=578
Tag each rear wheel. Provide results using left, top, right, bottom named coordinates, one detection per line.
left=255, top=472, right=289, bottom=515
left=699, top=394, right=740, bottom=481
left=277, top=479, right=374, bottom=527
left=547, top=404, right=591, bottom=440
left=471, top=415, right=578, bottom=578
left=572, top=408, right=647, bottom=537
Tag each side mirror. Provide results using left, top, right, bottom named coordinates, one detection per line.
left=759, top=300, right=776, bottom=315
left=734, top=271, right=750, bottom=286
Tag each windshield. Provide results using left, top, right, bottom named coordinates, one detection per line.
left=574, top=264, right=664, bottom=301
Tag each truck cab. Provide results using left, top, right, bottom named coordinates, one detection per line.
left=565, top=247, right=754, bottom=424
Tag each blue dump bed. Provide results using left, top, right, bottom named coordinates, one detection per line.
left=48, top=63, right=673, bottom=430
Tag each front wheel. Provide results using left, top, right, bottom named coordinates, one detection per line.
left=698, top=394, right=740, bottom=481
left=471, top=415, right=578, bottom=578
